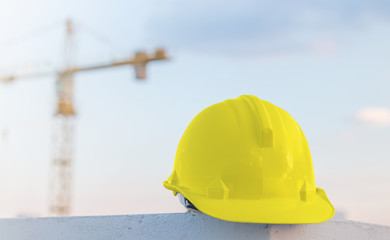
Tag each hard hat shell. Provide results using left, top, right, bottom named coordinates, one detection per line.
left=163, top=95, right=334, bottom=224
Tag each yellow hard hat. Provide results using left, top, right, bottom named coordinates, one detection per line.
left=163, top=95, right=334, bottom=224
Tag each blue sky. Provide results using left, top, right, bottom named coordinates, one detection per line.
left=0, top=0, right=390, bottom=224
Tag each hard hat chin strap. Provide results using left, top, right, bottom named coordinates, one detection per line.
left=178, top=193, right=199, bottom=212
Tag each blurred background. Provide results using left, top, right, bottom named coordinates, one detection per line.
left=0, top=0, right=389, bottom=225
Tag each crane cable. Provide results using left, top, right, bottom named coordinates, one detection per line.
left=76, top=22, right=130, bottom=59
left=0, top=20, right=131, bottom=74
left=0, top=21, right=63, bottom=52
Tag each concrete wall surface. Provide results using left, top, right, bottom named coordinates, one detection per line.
left=0, top=213, right=389, bottom=240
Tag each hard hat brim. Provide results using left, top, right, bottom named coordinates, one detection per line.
left=164, top=181, right=335, bottom=224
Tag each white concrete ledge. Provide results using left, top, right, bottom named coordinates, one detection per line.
left=0, top=213, right=389, bottom=240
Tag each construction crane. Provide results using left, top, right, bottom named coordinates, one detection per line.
left=0, top=19, right=168, bottom=216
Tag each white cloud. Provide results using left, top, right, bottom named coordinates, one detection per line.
left=354, top=108, right=390, bottom=126
left=311, top=38, right=339, bottom=56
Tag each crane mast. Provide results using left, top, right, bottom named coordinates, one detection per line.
left=50, top=20, right=76, bottom=216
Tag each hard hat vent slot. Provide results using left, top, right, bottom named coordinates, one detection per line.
left=260, top=128, right=273, bottom=147
left=300, top=181, right=315, bottom=201
left=207, top=179, right=230, bottom=199
left=170, top=171, right=179, bottom=186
